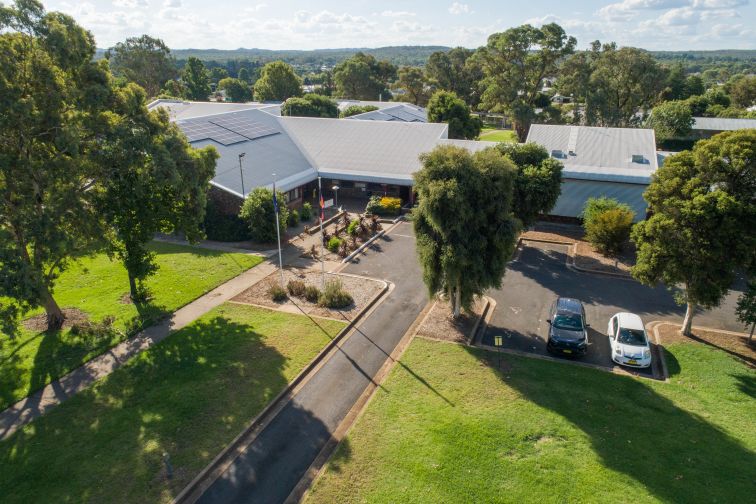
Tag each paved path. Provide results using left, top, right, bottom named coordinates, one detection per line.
left=194, top=221, right=427, bottom=504
left=0, top=262, right=277, bottom=441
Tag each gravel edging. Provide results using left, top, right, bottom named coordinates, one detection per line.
left=172, top=275, right=390, bottom=504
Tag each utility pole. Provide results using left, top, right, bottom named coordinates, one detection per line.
left=272, top=174, right=284, bottom=288
left=318, top=176, right=325, bottom=288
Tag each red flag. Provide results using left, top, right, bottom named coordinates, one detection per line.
left=319, top=193, right=325, bottom=221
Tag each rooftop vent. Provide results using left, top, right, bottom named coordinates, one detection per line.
left=551, top=149, right=566, bottom=159
left=631, top=154, right=646, bottom=164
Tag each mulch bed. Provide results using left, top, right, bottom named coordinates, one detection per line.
left=416, top=297, right=486, bottom=344
left=22, top=308, right=90, bottom=332
left=231, top=268, right=383, bottom=321
left=657, top=323, right=755, bottom=367
left=521, top=223, right=635, bottom=276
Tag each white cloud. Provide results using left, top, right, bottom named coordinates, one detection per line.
left=380, top=10, right=416, bottom=18
left=112, top=0, right=147, bottom=7
left=244, top=3, right=268, bottom=13
left=163, top=0, right=181, bottom=8
left=448, top=2, right=471, bottom=15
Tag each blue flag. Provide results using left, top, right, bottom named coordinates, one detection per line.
left=272, top=183, right=278, bottom=214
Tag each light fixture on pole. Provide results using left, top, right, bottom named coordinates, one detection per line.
left=332, top=184, right=340, bottom=211
left=238, top=153, right=246, bottom=198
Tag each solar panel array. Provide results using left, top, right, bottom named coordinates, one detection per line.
left=385, top=107, right=426, bottom=122
left=177, top=113, right=280, bottom=146
left=209, top=115, right=280, bottom=141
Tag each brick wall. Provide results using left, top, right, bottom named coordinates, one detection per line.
left=208, top=186, right=243, bottom=216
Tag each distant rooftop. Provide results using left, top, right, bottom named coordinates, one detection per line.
left=147, top=99, right=280, bottom=121
left=692, top=116, right=756, bottom=131
left=526, top=124, right=658, bottom=184
left=345, top=103, right=427, bottom=123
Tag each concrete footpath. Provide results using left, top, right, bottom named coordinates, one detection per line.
left=0, top=261, right=277, bottom=441
left=191, top=221, right=427, bottom=504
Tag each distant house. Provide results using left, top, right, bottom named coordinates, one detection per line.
left=343, top=103, right=427, bottom=123
left=526, top=125, right=658, bottom=220
left=691, top=117, right=756, bottom=138
left=550, top=94, right=572, bottom=105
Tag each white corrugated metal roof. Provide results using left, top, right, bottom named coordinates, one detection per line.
left=692, top=117, right=756, bottom=131
left=279, top=116, right=448, bottom=180
left=526, top=124, right=658, bottom=184
left=147, top=99, right=280, bottom=120
left=346, top=103, right=427, bottom=123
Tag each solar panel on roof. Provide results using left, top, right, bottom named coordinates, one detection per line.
left=208, top=115, right=280, bottom=141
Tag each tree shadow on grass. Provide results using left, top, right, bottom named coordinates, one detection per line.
left=463, top=345, right=755, bottom=502
left=0, top=315, right=314, bottom=504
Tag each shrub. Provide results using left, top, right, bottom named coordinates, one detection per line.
left=300, top=202, right=313, bottom=221
left=583, top=198, right=635, bottom=256
left=337, top=240, right=349, bottom=258
left=380, top=197, right=401, bottom=215
left=318, top=279, right=353, bottom=309
left=288, top=209, right=300, bottom=227
left=203, top=199, right=251, bottom=242
left=365, top=195, right=402, bottom=216
left=347, top=219, right=359, bottom=236
left=327, top=236, right=342, bottom=253
left=267, top=282, right=287, bottom=302
left=304, top=285, right=321, bottom=303
left=239, top=187, right=289, bottom=243
left=287, top=279, right=306, bottom=297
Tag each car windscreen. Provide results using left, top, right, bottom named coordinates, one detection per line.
left=618, top=328, right=647, bottom=345
left=552, top=314, right=583, bottom=331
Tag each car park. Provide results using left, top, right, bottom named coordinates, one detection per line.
left=546, top=297, right=589, bottom=356
left=607, top=312, right=652, bottom=368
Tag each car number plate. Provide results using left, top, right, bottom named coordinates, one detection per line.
left=627, top=359, right=638, bottom=365
left=563, top=349, right=572, bottom=354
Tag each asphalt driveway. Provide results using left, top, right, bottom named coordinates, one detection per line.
left=194, top=221, right=427, bottom=504
left=481, top=241, right=747, bottom=377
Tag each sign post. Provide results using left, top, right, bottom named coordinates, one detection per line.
left=494, top=335, right=503, bottom=370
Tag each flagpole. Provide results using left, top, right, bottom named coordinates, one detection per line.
left=318, top=176, right=325, bottom=289
left=273, top=174, right=284, bottom=289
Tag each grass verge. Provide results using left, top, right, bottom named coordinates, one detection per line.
left=0, top=303, right=345, bottom=503
left=307, top=338, right=755, bottom=503
left=478, top=128, right=517, bottom=143
left=0, top=242, right=263, bottom=410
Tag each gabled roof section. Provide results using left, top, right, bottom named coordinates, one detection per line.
left=346, top=103, right=427, bottom=123
left=692, top=116, right=756, bottom=131
left=279, top=116, right=448, bottom=184
left=526, top=124, right=658, bottom=184
left=177, top=108, right=315, bottom=196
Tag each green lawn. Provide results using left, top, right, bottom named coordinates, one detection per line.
left=0, top=242, right=262, bottom=410
left=308, top=338, right=756, bottom=503
left=478, top=128, right=517, bottom=143
left=0, top=303, right=345, bottom=503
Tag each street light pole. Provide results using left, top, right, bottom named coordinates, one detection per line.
left=332, top=184, right=340, bottom=211
left=238, top=152, right=246, bottom=198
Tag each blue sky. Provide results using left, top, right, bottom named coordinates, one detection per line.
left=41, top=0, right=755, bottom=51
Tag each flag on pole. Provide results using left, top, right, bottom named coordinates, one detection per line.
left=272, top=182, right=278, bottom=214
left=319, top=193, right=324, bottom=221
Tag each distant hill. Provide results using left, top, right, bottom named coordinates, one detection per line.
left=94, top=46, right=756, bottom=74
left=95, top=46, right=450, bottom=69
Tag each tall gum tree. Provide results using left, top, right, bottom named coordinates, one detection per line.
left=413, top=145, right=519, bottom=318
left=0, top=0, right=111, bottom=331
left=631, top=130, right=756, bottom=335
left=477, top=23, right=576, bottom=141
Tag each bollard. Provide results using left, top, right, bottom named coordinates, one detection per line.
left=163, top=451, right=173, bottom=480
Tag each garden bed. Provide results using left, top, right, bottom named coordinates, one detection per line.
left=416, top=297, right=487, bottom=344
left=656, top=323, right=755, bottom=367
left=231, top=268, right=384, bottom=321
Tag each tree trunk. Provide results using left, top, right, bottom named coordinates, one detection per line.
left=41, top=286, right=65, bottom=331
left=128, top=272, right=138, bottom=301
left=681, top=302, right=696, bottom=336
left=452, top=281, right=461, bottom=319
left=749, top=322, right=754, bottom=343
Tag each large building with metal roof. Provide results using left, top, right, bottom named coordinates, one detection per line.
left=148, top=100, right=660, bottom=220
left=526, top=124, right=658, bottom=220
left=691, top=117, right=756, bottom=137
